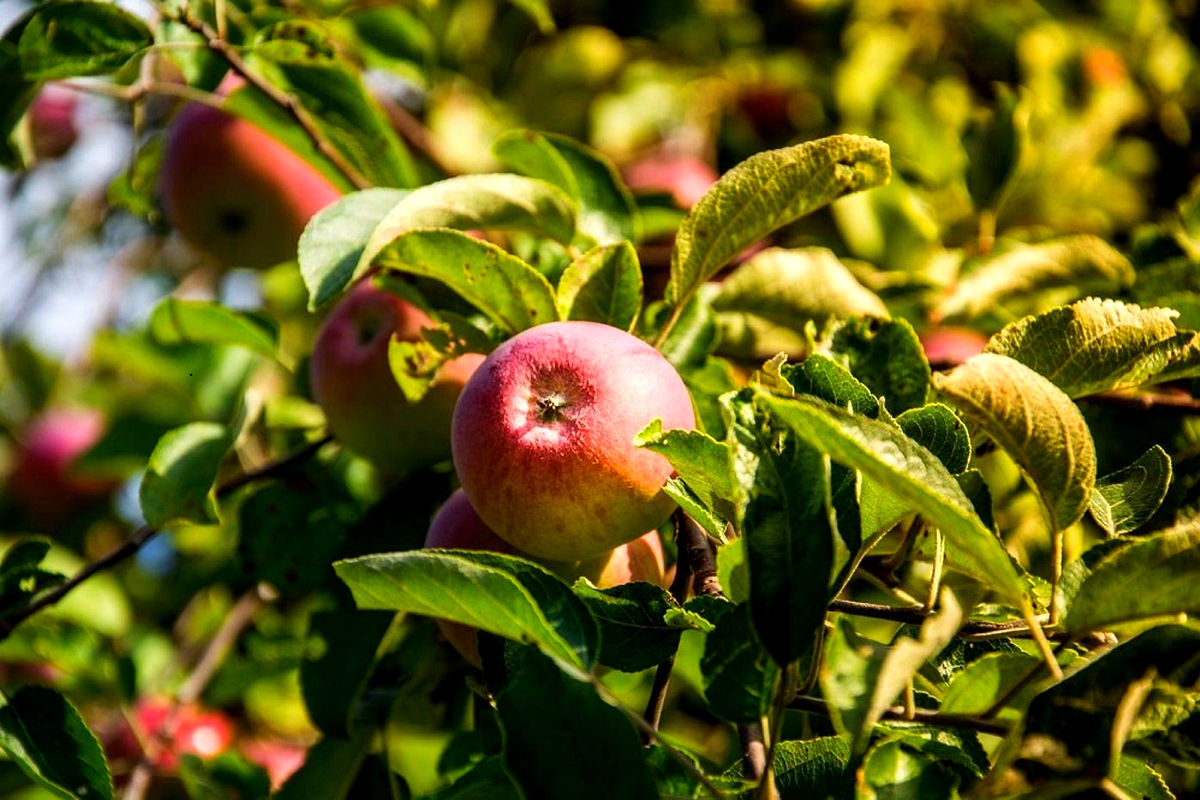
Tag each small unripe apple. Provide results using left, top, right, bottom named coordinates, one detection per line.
left=158, top=84, right=342, bottom=270
left=624, top=154, right=718, bottom=209
left=28, top=84, right=78, bottom=160
left=424, top=488, right=667, bottom=665
left=7, top=407, right=114, bottom=529
left=310, top=281, right=484, bottom=477
left=451, top=320, right=695, bottom=562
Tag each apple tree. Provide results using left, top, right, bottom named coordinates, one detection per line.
left=3, top=0, right=1200, bottom=798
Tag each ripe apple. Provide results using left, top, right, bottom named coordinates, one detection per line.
left=624, top=153, right=718, bottom=209
left=310, top=281, right=485, bottom=477
left=157, top=82, right=342, bottom=270
left=7, top=407, right=114, bottom=529
left=451, top=320, right=695, bottom=562
left=920, top=326, right=989, bottom=370
left=27, top=83, right=78, bottom=160
left=424, top=488, right=667, bottom=665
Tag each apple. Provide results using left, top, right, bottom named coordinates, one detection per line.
left=920, top=326, right=990, bottom=370
left=451, top=320, right=695, bottom=562
left=103, top=697, right=235, bottom=773
left=424, top=488, right=667, bottom=665
left=27, top=83, right=78, bottom=160
left=309, top=281, right=485, bottom=477
left=157, top=81, right=342, bottom=270
left=239, top=739, right=307, bottom=789
left=7, top=407, right=114, bottom=529
left=624, top=153, right=718, bottom=209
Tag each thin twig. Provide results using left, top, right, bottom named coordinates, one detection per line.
left=0, top=436, right=333, bottom=643
left=373, top=93, right=456, bottom=178
left=172, top=6, right=372, bottom=190
left=827, top=598, right=1067, bottom=640
left=123, top=587, right=270, bottom=800
left=788, top=695, right=1012, bottom=738
left=642, top=512, right=695, bottom=739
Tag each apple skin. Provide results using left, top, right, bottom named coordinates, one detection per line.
left=28, top=84, right=78, bottom=160
left=451, top=320, right=695, bottom=562
left=310, top=281, right=484, bottom=477
left=424, top=488, right=667, bottom=666
left=104, top=697, right=235, bottom=773
left=7, top=407, right=114, bottom=529
left=158, top=91, right=342, bottom=270
left=624, top=154, right=718, bottom=209
left=920, top=326, right=990, bottom=370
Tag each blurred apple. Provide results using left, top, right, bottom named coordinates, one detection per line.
left=920, top=326, right=990, bottom=370
left=240, top=738, right=307, bottom=789
left=104, top=697, right=235, bottom=773
left=624, top=153, right=718, bottom=209
left=7, top=407, right=114, bottom=530
left=157, top=79, right=342, bottom=270
left=27, top=84, right=78, bottom=160
left=310, top=281, right=485, bottom=478
left=424, top=488, right=668, bottom=665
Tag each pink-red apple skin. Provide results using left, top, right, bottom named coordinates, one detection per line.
left=920, top=326, right=990, bottom=370
left=624, top=154, right=718, bottom=209
left=28, top=84, right=78, bottom=160
left=103, top=697, right=235, bottom=773
left=451, top=320, right=695, bottom=562
left=310, top=281, right=484, bottom=477
left=424, top=488, right=667, bottom=666
left=7, top=407, right=114, bottom=529
left=158, top=94, right=342, bottom=270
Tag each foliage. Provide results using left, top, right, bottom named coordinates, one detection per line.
left=3, top=0, right=1200, bottom=798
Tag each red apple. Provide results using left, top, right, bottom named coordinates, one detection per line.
left=28, top=83, right=78, bottom=160
left=424, top=488, right=668, bottom=665
left=451, top=320, right=695, bottom=562
left=624, top=154, right=718, bottom=209
left=920, top=326, right=990, bottom=370
left=158, top=82, right=342, bottom=270
left=7, top=407, right=113, bottom=529
left=310, top=281, right=485, bottom=477
left=103, top=697, right=235, bottom=774
left=240, top=739, right=307, bottom=789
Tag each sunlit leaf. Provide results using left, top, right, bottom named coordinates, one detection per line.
left=556, top=242, right=643, bottom=330
left=667, top=135, right=891, bottom=310
left=18, top=0, right=152, bottom=79
left=572, top=581, right=681, bottom=672
left=827, top=316, right=930, bottom=414
left=933, top=353, right=1096, bottom=532
left=139, top=422, right=233, bottom=527
left=1089, top=445, right=1172, bottom=536
left=148, top=299, right=278, bottom=358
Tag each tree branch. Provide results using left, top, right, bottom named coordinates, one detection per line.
left=788, top=695, right=1012, bottom=738
left=172, top=6, right=372, bottom=190
left=828, top=598, right=1067, bottom=640
left=0, top=435, right=333, bottom=643
left=642, top=511, right=695, bottom=738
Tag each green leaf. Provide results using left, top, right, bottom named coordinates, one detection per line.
left=147, top=299, right=278, bottom=358
left=358, top=174, right=577, bottom=280
left=985, top=298, right=1191, bottom=398
left=275, top=734, right=372, bottom=800
left=1065, top=521, right=1200, bottom=634
left=634, top=421, right=736, bottom=540
left=178, top=752, right=271, bottom=800
left=895, top=404, right=971, bottom=475
left=1021, top=625, right=1200, bottom=779
left=0, top=539, right=52, bottom=573
left=723, top=736, right=853, bottom=799
left=301, top=610, right=394, bottom=738
left=752, top=390, right=1029, bottom=606
left=933, top=353, right=1096, bottom=532
left=1090, top=445, right=1173, bottom=536
left=494, top=130, right=638, bottom=245
left=964, top=85, right=1027, bottom=212
left=571, top=581, right=681, bottom=673
left=556, top=242, right=643, bottom=331
left=700, top=602, right=778, bottom=724
left=935, top=236, right=1134, bottom=321
left=427, top=757, right=521, bottom=800
left=249, top=21, right=417, bottom=189
left=827, top=316, right=930, bottom=414
left=940, top=651, right=1041, bottom=719
left=734, top=393, right=837, bottom=666
left=334, top=550, right=598, bottom=670
left=712, top=247, right=888, bottom=348
left=645, top=295, right=720, bottom=370
left=667, top=135, right=891, bottom=310
left=490, top=644, right=657, bottom=800
left=821, top=593, right=962, bottom=755
left=376, top=229, right=560, bottom=335
left=0, top=8, right=41, bottom=169
left=860, top=739, right=958, bottom=799
left=18, top=1, right=152, bottom=80
left=1114, top=757, right=1174, bottom=800
left=784, top=354, right=880, bottom=419
left=0, top=686, right=112, bottom=800
left=506, top=0, right=556, bottom=34
left=139, top=422, right=233, bottom=528
left=298, top=188, right=410, bottom=310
